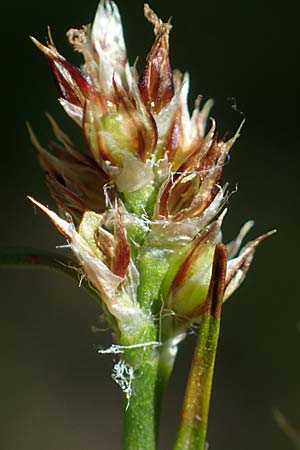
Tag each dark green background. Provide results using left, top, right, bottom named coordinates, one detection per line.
left=0, top=0, right=299, bottom=449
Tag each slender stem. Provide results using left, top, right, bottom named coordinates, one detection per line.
left=0, top=246, right=101, bottom=305
left=119, top=248, right=173, bottom=449
left=173, top=244, right=227, bottom=450
left=121, top=324, right=160, bottom=450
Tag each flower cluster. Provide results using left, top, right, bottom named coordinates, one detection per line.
left=29, top=1, right=274, bottom=340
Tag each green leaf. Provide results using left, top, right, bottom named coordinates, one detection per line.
left=173, top=244, right=227, bottom=450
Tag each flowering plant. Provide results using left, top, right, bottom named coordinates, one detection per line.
left=1, top=2, right=274, bottom=449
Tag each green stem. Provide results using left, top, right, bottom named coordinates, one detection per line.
left=121, top=324, right=160, bottom=450
left=0, top=246, right=100, bottom=305
left=173, top=244, right=227, bottom=450
left=119, top=248, right=172, bottom=450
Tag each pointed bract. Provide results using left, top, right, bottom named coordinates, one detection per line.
left=224, top=229, right=276, bottom=301
left=138, top=4, right=174, bottom=114
left=92, top=0, right=127, bottom=93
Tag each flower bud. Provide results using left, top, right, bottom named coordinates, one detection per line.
left=83, top=96, right=156, bottom=192
left=154, top=119, right=244, bottom=223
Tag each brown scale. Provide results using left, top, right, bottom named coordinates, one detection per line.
left=112, top=207, right=131, bottom=279
left=138, top=4, right=174, bottom=114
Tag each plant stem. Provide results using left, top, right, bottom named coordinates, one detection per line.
left=121, top=324, right=160, bottom=450
left=173, top=244, right=227, bottom=450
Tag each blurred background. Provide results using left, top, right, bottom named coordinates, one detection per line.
left=0, top=0, right=299, bottom=449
